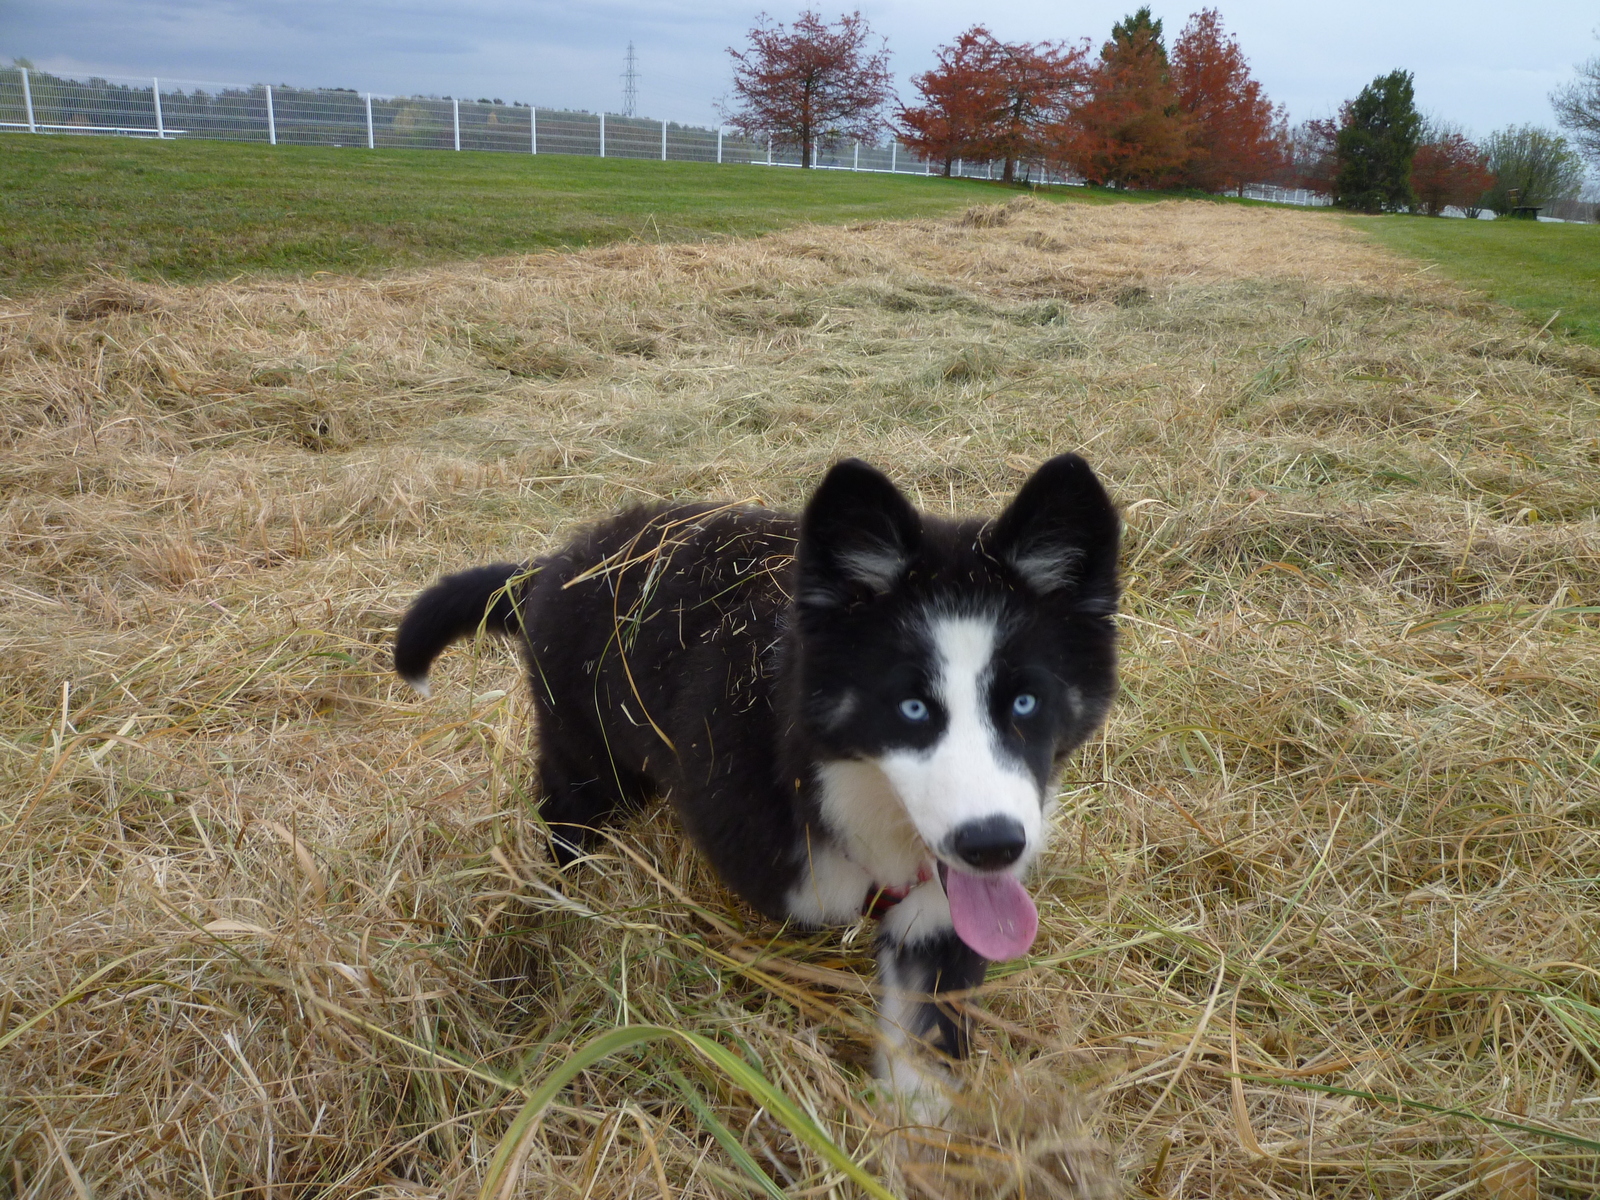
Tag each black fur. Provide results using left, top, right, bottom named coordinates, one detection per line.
left=395, top=457, right=1120, bottom=1078
left=393, top=563, right=522, bottom=686
left=880, top=929, right=990, bottom=1059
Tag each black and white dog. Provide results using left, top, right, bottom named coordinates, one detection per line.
left=395, top=456, right=1119, bottom=1113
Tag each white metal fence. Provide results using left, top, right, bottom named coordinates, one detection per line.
left=1241, top=183, right=1332, bottom=208
left=0, top=66, right=949, bottom=173
left=0, top=65, right=1342, bottom=204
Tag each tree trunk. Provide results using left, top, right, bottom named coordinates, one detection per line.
left=1003, top=156, right=1016, bottom=183
left=800, top=87, right=813, bottom=169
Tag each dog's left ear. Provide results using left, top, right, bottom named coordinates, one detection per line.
left=986, top=454, right=1120, bottom=613
left=798, top=458, right=922, bottom=606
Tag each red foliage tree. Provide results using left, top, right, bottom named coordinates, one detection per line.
left=1170, top=9, right=1284, bottom=194
left=898, top=29, right=998, bottom=175
left=723, top=10, right=893, bottom=168
left=900, top=28, right=1087, bottom=181
left=1053, top=7, right=1189, bottom=189
left=1410, top=132, right=1495, bottom=215
left=981, top=36, right=1091, bottom=183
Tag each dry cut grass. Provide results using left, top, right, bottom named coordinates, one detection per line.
left=3, top=196, right=1600, bottom=1199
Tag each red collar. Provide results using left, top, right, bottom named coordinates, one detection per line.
left=862, top=863, right=934, bottom=918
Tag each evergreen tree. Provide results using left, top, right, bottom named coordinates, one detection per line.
left=1057, top=6, right=1188, bottom=188
left=1333, top=70, right=1421, bottom=212
left=1171, top=8, right=1285, bottom=195
left=1110, top=7, right=1167, bottom=63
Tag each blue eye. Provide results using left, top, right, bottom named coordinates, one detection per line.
left=899, top=698, right=930, bottom=722
left=1012, top=693, right=1038, bottom=717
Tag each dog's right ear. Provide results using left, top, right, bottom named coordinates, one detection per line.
left=797, top=459, right=922, bottom=606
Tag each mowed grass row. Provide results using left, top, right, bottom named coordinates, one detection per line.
left=3, top=190, right=1599, bottom=1198
left=6, top=133, right=1598, bottom=354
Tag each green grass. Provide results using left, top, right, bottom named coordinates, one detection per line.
left=0, top=135, right=1006, bottom=296
left=0, top=134, right=1281, bottom=298
left=1356, top=213, right=1600, bottom=347
left=0, top=134, right=1022, bottom=296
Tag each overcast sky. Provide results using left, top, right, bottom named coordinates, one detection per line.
left=7, top=1, right=1597, bottom=137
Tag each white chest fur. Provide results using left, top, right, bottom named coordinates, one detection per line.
left=819, top=758, right=929, bottom=877
left=783, top=759, right=930, bottom=926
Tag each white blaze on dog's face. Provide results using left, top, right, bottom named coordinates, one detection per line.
left=873, top=612, right=1043, bottom=875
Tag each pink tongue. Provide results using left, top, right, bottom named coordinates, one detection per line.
left=944, top=868, right=1039, bottom=961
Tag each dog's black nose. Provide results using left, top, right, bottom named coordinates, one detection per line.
left=948, top=816, right=1027, bottom=870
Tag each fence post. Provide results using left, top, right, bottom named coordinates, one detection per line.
left=453, top=98, right=460, bottom=150
left=20, top=67, right=35, bottom=133
left=661, top=119, right=667, bottom=161
left=599, top=112, right=605, bottom=157
left=716, top=128, right=722, bottom=164
left=365, top=93, right=374, bottom=148
left=955, top=158, right=962, bottom=177
left=266, top=85, right=276, bottom=145
left=890, top=141, right=896, bottom=173
left=153, top=78, right=165, bottom=138
left=853, top=142, right=859, bottom=171
left=767, top=136, right=772, bottom=165
left=531, top=107, right=537, bottom=154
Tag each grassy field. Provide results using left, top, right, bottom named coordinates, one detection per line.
left=0, top=134, right=1118, bottom=297
left=0, top=134, right=1281, bottom=298
left=0, top=135, right=1016, bottom=295
left=4, top=184, right=1600, bottom=1199
left=1358, top=213, right=1600, bottom=347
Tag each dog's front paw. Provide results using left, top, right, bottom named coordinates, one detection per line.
left=871, top=1048, right=956, bottom=1129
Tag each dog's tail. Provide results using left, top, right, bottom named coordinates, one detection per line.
left=394, top=563, right=524, bottom=695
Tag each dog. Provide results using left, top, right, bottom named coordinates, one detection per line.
left=394, top=455, right=1120, bottom=1115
